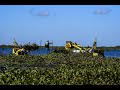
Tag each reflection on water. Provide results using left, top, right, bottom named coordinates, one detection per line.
left=0, top=47, right=120, bottom=58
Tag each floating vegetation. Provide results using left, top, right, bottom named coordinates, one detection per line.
left=0, top=50, right=120, bottom=85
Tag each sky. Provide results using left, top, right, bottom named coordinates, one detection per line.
left=0, top=5, right=120, bottom=46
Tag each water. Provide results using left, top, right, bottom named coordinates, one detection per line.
left=28, top=48, right=54, bottom=55
left=0, top=47, right=54, bottom=55
left=0, top=47, right=12, bottom=55
left=104, top=50, right=120, bottom=58
left=0, top=47, right=120, bottom=58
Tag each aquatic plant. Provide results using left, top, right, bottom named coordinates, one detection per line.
left=23, top=43, right=39, bottom=51
left=0, top=50, right=120, bottom=85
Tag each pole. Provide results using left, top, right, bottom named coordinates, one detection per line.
left=40, top=40, right=42, bottom=47
left=52, top=40, right=53, bottom=51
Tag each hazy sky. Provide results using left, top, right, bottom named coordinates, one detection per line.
left=0, top=5, right=120, bottom=46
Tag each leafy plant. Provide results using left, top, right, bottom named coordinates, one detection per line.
left=0, top=49, right=120, bottom=85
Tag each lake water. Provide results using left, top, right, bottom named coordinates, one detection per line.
left=104, top=50, right=120, bottom=58
left=0, top=47, right=54, bottom=55
left=0, top=47, right=120, bottom=58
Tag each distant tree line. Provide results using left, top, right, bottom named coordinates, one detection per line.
left=0, top=43, right=39, bottom=51
left=1, top=44, right=120, bottom=51
left=23, top=43, right=39, bottom=51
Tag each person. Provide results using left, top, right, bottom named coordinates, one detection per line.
left=93, top=39, right=97, bottom=50
left=45, top=40, right=52, bottom=54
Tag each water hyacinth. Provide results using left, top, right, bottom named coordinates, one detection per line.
left=0, top=49, right=120, bottom=85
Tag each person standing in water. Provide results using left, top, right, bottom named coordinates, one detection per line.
left=45, top=40, right=52, bottom=54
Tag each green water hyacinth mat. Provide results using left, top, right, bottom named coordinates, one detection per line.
left=0, top=52, right=120, bottom=85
